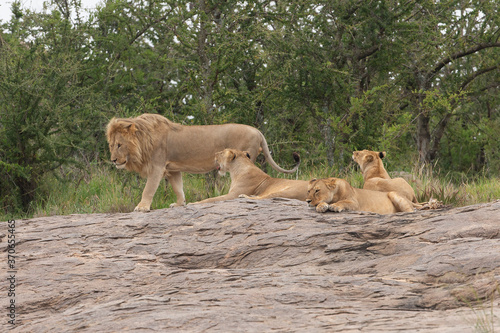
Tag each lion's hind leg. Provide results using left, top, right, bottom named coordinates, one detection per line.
left=238, top=190, right=281, bottom=201
left=239, top=194, right=257, bottom=199
left=387, top=192, right=414, bottom=212
left=328, top=199, right=358, bottom=213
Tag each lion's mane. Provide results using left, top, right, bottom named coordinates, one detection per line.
left=106, top=114, right=180, bottom=175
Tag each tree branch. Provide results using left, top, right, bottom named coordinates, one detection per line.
left=430, top=42, right=500, bottom=79
left=115, top=7, right=175, bottom=61
left=460, top=65, right=499, bottom=91
left=356, top=45, right=380, bottom=61
left=430, top=112, right=453, bottom=159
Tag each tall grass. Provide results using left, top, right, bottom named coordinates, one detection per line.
left=463, top=285, right=499, bottom=333
left=2, top=161, right=499, bottom=220
left=413, top=164, right=500, bottom=207
left=32, top=164, right=140, bottom=216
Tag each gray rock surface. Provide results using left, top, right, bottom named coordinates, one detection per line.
left=3, top=199, right=500, bottom=332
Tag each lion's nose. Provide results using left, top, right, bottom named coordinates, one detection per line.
left=111, top=158, right=117, bottom=164
left=306, top=199, right=312, bottom=203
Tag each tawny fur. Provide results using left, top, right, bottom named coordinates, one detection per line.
left=306, top=177, right=415, bottom=215
left=106, top=113, right=300, bottom=212
left=192, top=149, right=306, bottom=204
left=352, top=150, right=419, bottom=204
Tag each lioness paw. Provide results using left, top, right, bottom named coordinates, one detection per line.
left=316, top=202, right=329, bottom=213
left=328, top=204, right=345, bottom=213
left=238, top=194, right=251, bottom=199
left=170, top=202, right=185, bottom=208
left=134, top=205, right=151, bottom=212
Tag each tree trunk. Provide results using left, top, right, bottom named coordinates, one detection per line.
left=323, top=119, right=336, bottom=167
left=416, top=113, right=432, bottom=165
left=17, top=176, right=36, bottom=212
left=197, top=0, right=214, bottom=120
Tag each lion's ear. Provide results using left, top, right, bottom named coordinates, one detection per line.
left=324, top=178, right=337, bottom=190
left=124, top=123, right=137, bottom=135
left=379, top=151, right=386, bottom=159
left=365, top=155, right=374, bottom=162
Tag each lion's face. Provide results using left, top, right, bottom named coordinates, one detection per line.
left=108, top=133, right=130, bottom=169
left=306, top=178, right=335, bottom=207
left=214, top=149, right=251, bottom=176
left=352, top=150, right=386, bottom=171
left=214, top=150, right=232, bottom=176
left=106, top=120, right=143, bottom=172
left=306, top=177, right=348, bottom=207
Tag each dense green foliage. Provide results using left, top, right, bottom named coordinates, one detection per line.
left=0, top=0, right=498, bottom=216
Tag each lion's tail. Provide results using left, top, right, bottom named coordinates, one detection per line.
left=259, top=132, right=300, bottom=174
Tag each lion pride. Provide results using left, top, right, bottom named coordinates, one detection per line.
left=106, top=113, right=300, bottom=211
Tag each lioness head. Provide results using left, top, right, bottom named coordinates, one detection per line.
left=306, top=177, right=352, bottom=206
left=306, top=178, right=338, bottom=207
left=352, top=150, right=386, bottom=171
left=214, top=149, right=251, bottom=176
left=106, top=119, right=142, bottom=170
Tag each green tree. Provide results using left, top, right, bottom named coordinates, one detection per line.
left=253, top=1, right=412, bottom=166
left=1, top=0, right=499, bottom=217
left=397, top=0, right=500, bottom=165
left=0, top=1, right=103, bottom=214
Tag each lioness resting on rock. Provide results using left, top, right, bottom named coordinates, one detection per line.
left=306, top=177, right=416, bottom=214
left=106, top=114, right=300, bottom=212
left=352, top=150, right=419, bottom=203
left=192, top=149, right=308, bottom=204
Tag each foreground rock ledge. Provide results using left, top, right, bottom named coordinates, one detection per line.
left=4, top=199, right=500, bottom=332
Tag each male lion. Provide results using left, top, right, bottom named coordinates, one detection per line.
left=106, top=113, right=300, bottom=211
left=306, top=177, right=415, bottom=214
left=192, top=149, right=307, bottom=204
left=352, top=150, right=418, bottom=203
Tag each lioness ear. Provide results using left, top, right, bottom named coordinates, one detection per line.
left=324, top=178, right=337, bottom=190
left=379, top=151, right=386, bottom=159
left=366, top=155, right=374, bottom=162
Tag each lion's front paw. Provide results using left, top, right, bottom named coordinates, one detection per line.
left=238, top=194, right=251, bottom=199
left=169, top=202, right=185, bottom=208
left=328, top=204, right=345, bottom=213
left=134, top=204, right=151, bottom=212
left=316, top=202, right=329, bottom=213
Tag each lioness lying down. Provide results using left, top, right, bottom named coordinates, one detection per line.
left=306, top=177, right=416, bottom=214
left=352, top=150, right=419, bottom=204
left=192, top=149, right=308, bottom=204
left=106, top=114, right=300, bottom=212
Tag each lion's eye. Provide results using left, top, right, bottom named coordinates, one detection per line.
left=117, top=143, right=122, bottom=148
left=315, top=189, right=320, bottom=193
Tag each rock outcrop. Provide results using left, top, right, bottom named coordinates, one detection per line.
left=3, top=199, right=500, bottom=332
